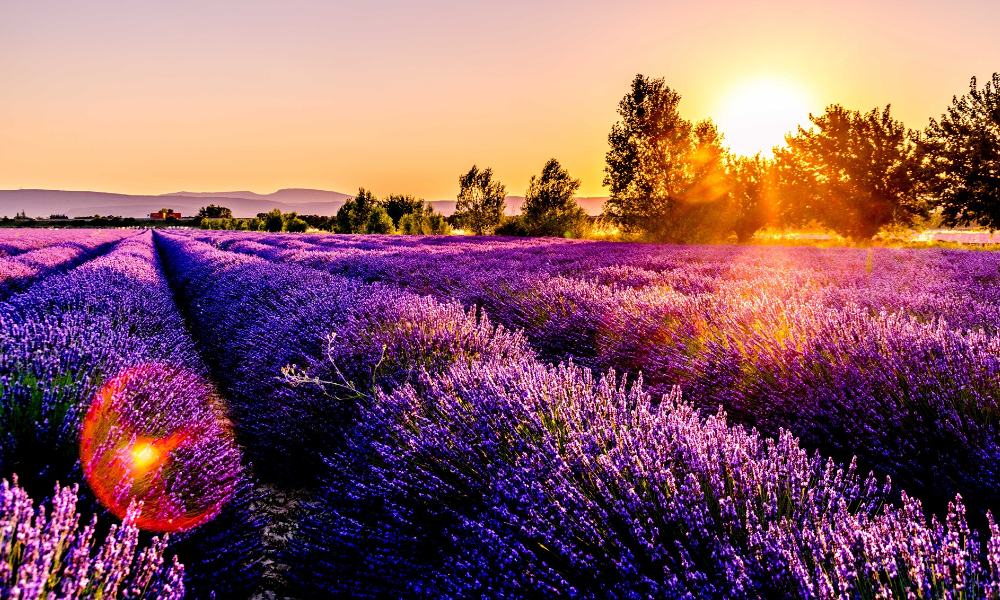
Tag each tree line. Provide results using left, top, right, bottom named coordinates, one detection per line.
left=197, top=163, right=592, bottom=237
left=604, top=72, right=999, bottom=242
left=200, top=70, right=996, bottom=241
left=335, top=191, right=452, bottom=235
left=199, top=207, right=310, bottom=232
left=330, top=163, right=591, bottom=238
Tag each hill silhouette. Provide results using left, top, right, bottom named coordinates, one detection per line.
left=0, top=189, right=607, bottom=219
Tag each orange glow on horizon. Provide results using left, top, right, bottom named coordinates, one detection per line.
left=1, top=1, right=995, bottom=198
left=714, top=79, right=814, bottom=157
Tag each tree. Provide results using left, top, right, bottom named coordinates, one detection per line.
left=284, top=217, right=309, bottom=233
left=427, top=212, right=451, bottom=235
left=494, top=215, right=531, bottom=237
left=775, top=105, right=923, bottom=239
left=399, top=205, right=452, bottom=235
left=280, top=211, right=308, bottom=232
left=336, top=188, right=379, bottom=233
left=263, top=208, right=284, bottom=232
left=382, top=194, right=425, bottom=227
left=602, top=75, right=731, bottom=243
left=197, top=204, right=233, bottom=219
left=398, top=212, right=425, bottom=235
left=729, top=154, right=774, bottom=243
left=455, top=165, right=506, bottom=235
left=522, top=159, right=589, bottom=237
left=920, top=73, right=1000, bottom=230
left=365, top=205, right=396, bottom=234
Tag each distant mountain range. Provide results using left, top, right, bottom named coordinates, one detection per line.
left=0, top=189, right=607, bottom=219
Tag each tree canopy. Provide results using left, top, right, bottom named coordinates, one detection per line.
left=263, top=208, right=285, bottom=233
left=382, top=194, right=426, bottom=227
left=365, top=205, right=396, bottom=234
left=920, top=73, right=1000, bottom=230
left=774, top=104, right=923, bottom=239
left=729, top=154, right=774, bottom=243
left=398, top=205, right=451, bottom=235
left=336, top=188, right=380, bottom=234
left=602, top=74, right=730, bottom=243
left=197, top=204, right=233, bottom=219
left=455, top=165, right=506, bottom=235
left=521, top=159, right=589, bottom=238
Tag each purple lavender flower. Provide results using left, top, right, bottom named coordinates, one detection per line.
left=0, top=476, right=185, bottom=599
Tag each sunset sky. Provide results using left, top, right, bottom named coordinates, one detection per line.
left=1, top=0, right=996, bottom=199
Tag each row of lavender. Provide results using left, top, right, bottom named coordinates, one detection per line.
left=158, top=230, right=1000, bottom=599
left=184, top=230, right=1000, bottom=524
left=0, top=230, right=122, bottom=257
left=0, top=231, right=263, bottom=599
left=0, top=229, right=134, bottom=298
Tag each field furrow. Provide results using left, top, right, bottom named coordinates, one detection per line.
left=0, top=229, right=124, bottom=258
left=175, top=231, right=1000, bottom=528
left=0, top=231, right=264, bottom=599
left=150, top=229, right=1000, bottom=599
left=0, top=230, right=137, bottom=298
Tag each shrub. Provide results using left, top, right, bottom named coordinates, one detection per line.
left=0, top=477, right=185, bottom=599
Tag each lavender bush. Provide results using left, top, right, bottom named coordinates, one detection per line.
left=0, top=230, right=127, bottom=258
left=294, top=357, right=1000, bottom=599
left=0, top=477, right=184, bottom=599
left=0, top=232, right=263, bottom=599
left=0, top=230, right=132, bottom=298
left=154, top=231, right=533, bottom=485
left=186, top=231, right=1000, bottom=522
left=8, top=227, right=1000, bottom=598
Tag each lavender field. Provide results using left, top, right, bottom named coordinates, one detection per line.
left=4, top=228, right=1000, bottom=599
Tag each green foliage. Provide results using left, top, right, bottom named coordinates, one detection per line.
left=264, top=208, right=285, bottom=232
left=494, top=215, right=532, bottom=237
left=521, top=159, right=590, bottom=238
left=920, top=73, right=1000, bottom=230
left=299, top=214, right=335, bottom=231
left=729, top=154, right=774, bottom=243
left=365, top=205, right=396, bottom=234
left=0, top=368, right=92, bottom=496
left=398, top=206, right=452, bottom=235
left=602, top=75, right=731, bottom=243
left=455, top=165, right=507, bottom=235
left=284, top=217, right=309, bottom=233
left=200, top=208, right=317, bottom=232
left=775, top=105, right=924, bottom=240
left=427, top=212, right=451, bottom=235
left=335, top=202, right=353, bottom=234
left=197, top=204, right=233, bottom=219
left=382, top=194, right=425, bottom=227
left=337, top=188, right=380, bottom=234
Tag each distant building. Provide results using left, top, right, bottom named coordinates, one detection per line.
left=149, top=211, right=181, bottom=219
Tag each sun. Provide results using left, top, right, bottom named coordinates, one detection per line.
left=715, top=79, right=813, bottom=157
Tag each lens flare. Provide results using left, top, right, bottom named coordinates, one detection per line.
left=80, top=364, right=241, bottom=532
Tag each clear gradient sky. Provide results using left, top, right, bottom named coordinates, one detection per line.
left=1, top=0, right=997, bottom=199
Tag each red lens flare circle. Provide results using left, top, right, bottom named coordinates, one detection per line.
left=80, top=364, right=241, bottom=532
